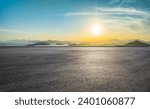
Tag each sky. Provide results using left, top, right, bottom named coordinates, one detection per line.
left=0, top=0, right=150, bottom=43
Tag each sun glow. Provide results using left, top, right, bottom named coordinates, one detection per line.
left=91, top=23, right=102, bottom=36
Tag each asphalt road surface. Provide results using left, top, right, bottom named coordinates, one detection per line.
left=0, top=47, right=150, bottom=92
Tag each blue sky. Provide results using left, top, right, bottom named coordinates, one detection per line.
left=0, top=0, right=150, bottom=41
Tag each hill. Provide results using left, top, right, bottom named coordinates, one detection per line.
left=30, top=40, right=72, bottom=46
left=124, top=40, right=150, bottom=47
left=0, top=40, right=36, bottom=46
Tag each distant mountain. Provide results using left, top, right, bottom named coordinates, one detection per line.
left=0, top=40, right=34, bottom=46
left=33, top=41, right=50, bottom=45
left=147, top=41, right=150, bottom=44
left=30, top=40, right=72, bottom=46
left=31, top=40, right=150, bottom=47
left=1, top=39, right=150, bottom=47
left=124, top=40, right=150, bottom=47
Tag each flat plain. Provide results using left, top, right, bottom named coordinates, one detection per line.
left=0, top=47, right=150, bottom=91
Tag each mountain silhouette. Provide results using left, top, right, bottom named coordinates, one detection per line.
left=34, top=41, right=49, bottom=45
left=28, top=40, right=150, bottom=47
left=124, top=40, right=150, bottom=47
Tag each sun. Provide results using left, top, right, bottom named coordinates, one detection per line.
left=91, top=23, right=102, bottom=36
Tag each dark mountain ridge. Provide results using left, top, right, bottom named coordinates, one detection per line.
left=124, top=40, right=150, bottom=47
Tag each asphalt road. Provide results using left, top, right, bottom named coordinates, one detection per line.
left=0, top=47, right=150, bottom=92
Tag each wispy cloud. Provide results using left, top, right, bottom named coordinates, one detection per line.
left=65, top=7, right=149, bottom=17
left=109, top=0, right=136, bottom=6
left=96, top=7, right=149, bottom=17
left=0, top=29, right=28, bottom=34
left=65, top=12, right=96, bottom=17
left=146, top=7, right=150, bottom=11
left=65, top=7, right=150, bottom=37
left=109, top=0, right=120, bottom=5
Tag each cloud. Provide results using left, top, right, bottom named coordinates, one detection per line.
left=65, top=7, right=149, bottom=18
left=65, top=7, right=150, bottom=36
left=118, top=0, right=130, bottom=7
left=97, top=7, right=149, bottom=16
left=109, top=0, right=136, bottom=6
left=0, top=29, right=28, bottom=34
left=65, top=12, right=96, bottom=17
left=109, top=0, right=121, bottom=5
left=146, top=7, right=150, bottom=11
